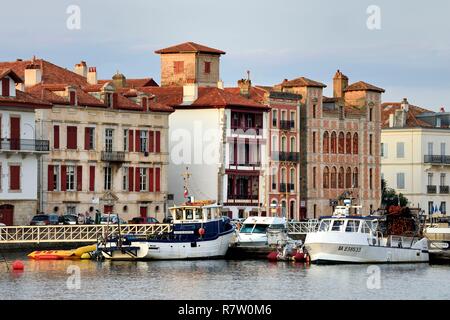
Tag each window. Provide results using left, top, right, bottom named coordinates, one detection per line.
left=346, top=220, right=360, bottom=232
left=369, top=168, right=373, bottom=190
left=369, top=134, right=373, bottom=156
left=67, top=206, right=76, bottom=215
left=441, top=173, right=446, bottom=186
left=290, top=111, right=296, bottom=128
left=330, top=167, right=337, bottom=189
left=140, top=168, right=147, bottom=191
left=331, top=220, right=345, bottom=231
left=204, top=61, right=211, bottom=74
left=174, top=61, right=184, bottom=74
left=428, top=142, right=434, bottom=156
left=441, top=202, right=447, bottom=215
left=428, top=201, right=434, bottom=215
left=122, top=167, right=129, bottom=191
left=104, top=166, right=112, bottom=191
left=346, top=167, right=352, bottom=188
left=338, top=132, right=345, bottom=154
left=53, top=165, right=60, bottom=191
left=140, top=130, right=148, bottom=153
left=428, top=173, right=434, bottom=186
left=331, top=132, right=337, bottom=154
left=441, top=143, right=446, bottom=156
left=323, top=167, right=329, bottom=189
left=123, top=129, right=128, bottom=151
left=369, top=107, right=373, bottom=122
left=381, top=143, right=385, bottom=157
left=397, top=172, right=405, bottom=189
left=312, top=167, right=316, bottom=189
left=69, top=91, right=76, bottom=105
left=397, top=142, right=405, bottom=158
left=281, top=136, right=287, bottom=152
left=105, top=129, right=113, bottom=152
left=9, top=165, right=20, bottom=190
left=290, top=137, right=296, bottom=152
left=67, top=126, right=77, bottom=150
left=272, top=135, right=278, bottom=153
left=338, top=167, right=344, bottom=189
left=353, top=133, right=358, bottom=154
left=272, top=110, right=278, bottom=127
left=2, top=78, right=10, bottom=97
left=84, top=127, right=95, bottom=150
left=66, top=166, right=75, bottom=191
left=312, top=104, right=316, bottom=118
left=312, top=132, right=316, bottom=153
left=290, top=168, right=296, bottom=191
left=323, top=131, right=329, bottom=153
left=346, top=133, right=352, bottom=154
left=353, top=168, right=359, bottom=188
left=53, top=125, right=60, bottom=149
left=271, top=166, right=277, bottom=191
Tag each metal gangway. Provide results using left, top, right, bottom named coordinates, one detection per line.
left=0, top=224, right=172, bottom=244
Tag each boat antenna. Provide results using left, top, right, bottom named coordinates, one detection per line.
left=182, top=167, right=192, bottom=202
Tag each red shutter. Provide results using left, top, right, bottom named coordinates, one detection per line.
left=135, top=130, right=140, bottom=152
left=149, top=168, right=154, bottom=192
left=89, top=166, right=95, bottom=192
left=129, top=130, right=134, bottom=152
left=53, top=125, right=60, bottom=149
left=76, top=166, right=82, bottom=191
left=84, top=127, right=90, bottom=150
left=149, top=131, right=154, bottom=153
left=155, top=168, right=160, bottom=192
left=69, top=91, right=76, bottom=105
left=155, top=131, right=161, bottom=153
left=67, top=126, right=77, bottom=149
left=2, top=78, right=10, bottom=97
left=48, top=165, right=54, bottom=191
left=10, top=117, right=20, bottom=150
left=9, top=165, right=20, bottom=190
left=135, top=167, right=140, bottom=192
left=128, top=167, right=134, bottom=191
left=61, top=165, right=67, bottom=191
left=112, top=93, right=118, bottom=108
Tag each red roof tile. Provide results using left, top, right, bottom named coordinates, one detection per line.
left=0, top=68, right=23, bottom=83
left=0, top=90, right=52, bottom=109
left=278, top=77, right=326, bottom=88
left=381, top=102, right=434, bottom=128
left=345, top=81, right=385, bottom=93
left=155, top=42, right=226, bottom=55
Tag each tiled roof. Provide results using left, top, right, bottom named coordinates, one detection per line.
left=98, top=78, right=158, bottom=88
left=381, top=102, right=434, bottom=128
left=155, top=42, right=226, bottom=55
left=323, top=96, right=338, bottom=103
left=224, top=86, right=268, bottom=104
left=278, top=77, right=326, bottom=88
left=0, top=68, right=23, bottom=83
left=0, top=90, right=52, bottom=108
left=344, top=81, right=385, bottom=93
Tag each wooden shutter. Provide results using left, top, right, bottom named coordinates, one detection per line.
left=135, top=130, right=140, bottom=152
left=10, top=117, right=20, bottom=150
left=60, top=165, right=67, bottom=191
left=128, top=167, right=134, bottom=191
left=149, top=131, right=154, bottom=153
left=9, top=165, right=20, bottom=190
left=128, top=130, right=134, bottom=152
left=76, top=166, right=82, bottom=191
left=135, top=167, right=140, bottom=192
left=112, top=93, right=118, bottom=108
left=48, top=165, right=54, bottom=191
left=67, top=126, right=77, bottom=149
left=53, top=125, right=60, bottom=149
left=84, top=128, right=90, bottom=150
left=69, top=91, right=76, bottom=105
left=2, top=78, right=10, bottom=97
left=149, top=168, right=154, bottom=192
left=155, top=131, right=161, bottom=153
left=155, top=168, right=160, bottom=192
left=89, top=166, right=95, bottom=192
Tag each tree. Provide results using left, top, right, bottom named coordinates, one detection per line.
left=381, top=179, right=408, bottom=209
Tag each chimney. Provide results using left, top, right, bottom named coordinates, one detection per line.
left=440, top=106, right=445, bottom=113
left=74, top=61, right=87, bottom=77
left=237, top=79, right=251, bottom=97
left=24, top=64, right=42, bottom=87
left=112, top=71, right=126, bottom=88
left=87, top=67, right=97, bottom=84
left=389, top=114, right=395, bottom=128
left=333, top=70, right=348, bottom=99
left=401, top=98, right=409, bottom=112
left=394, top=109, right=406, bottom=127
left=182, top=83, right=198, bottom=105
left=217, top=80, right=224, bottom=89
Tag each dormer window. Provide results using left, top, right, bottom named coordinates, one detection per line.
left=105, top=93, right=113, bottom=108
left=2, top=78, right=10, bottom=97
left=141, top=97, right=148, bottom=110
left=69, top=90, right=77, bottom=105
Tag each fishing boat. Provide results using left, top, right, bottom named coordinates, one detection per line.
left=97, top=200, right=234, bottom=260
left=424, top=216, right=450, bottom=263
left=304, top=205, right=429, bottom=264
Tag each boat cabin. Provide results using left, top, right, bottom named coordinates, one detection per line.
left=318, top=217, right=379, bottom=235
left=169, top=201, right=223, bottom=224
left=239, top=216, right=286, bottom=234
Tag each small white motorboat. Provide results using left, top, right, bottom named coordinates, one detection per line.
left=235, top=216, right=286, bottom=247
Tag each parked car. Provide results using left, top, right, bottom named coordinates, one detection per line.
left=100, top=214, right=127, bottom=225
left=59, top=214, right=78, bottom=225
left=30, top=214, right=59, bottom=226
left=128, top=217, right=159, bottom=224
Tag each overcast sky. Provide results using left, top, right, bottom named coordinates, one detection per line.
left=1, top=0, right=450, bottom=109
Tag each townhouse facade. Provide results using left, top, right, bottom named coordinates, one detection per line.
left=0, top=68, right=51, bottom=225
left=381, top=99, right=450, bottom=215
left=0, top=59, right=173, bottom=222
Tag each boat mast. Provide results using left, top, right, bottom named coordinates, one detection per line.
left=182, top=166, right=192, bottom=202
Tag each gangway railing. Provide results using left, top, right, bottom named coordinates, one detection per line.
left=0, top=224, right=172, bottom=244
left=287, top=220, right=319, bottom=234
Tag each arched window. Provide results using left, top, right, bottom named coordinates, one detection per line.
left=323, top=166, right=330, bottom=189
left=330, top=167, right=337, bottom=189
left=290, top=168, right=296, bottom=191
left=323, top=131, right=329, bottom=153
left=290, top=137, right=296, bottom=152
left=346, top=167, right=352, bottom=188
left=338, top=167, right=345, bottom=189
left=281, top=200, right=287, bottom=218
left=338, top=132, right=345, bottom=154
left=272, top=135, right=278, bottom=153
left=271, top=166, right=278, bottom=191
left=281, top=136, right=287, bottom=152
left=289, top=200, right=296, bottom=220
left=281, top=167, right=287, bottom=184
left=353, top=133, right=359, bottom=154
left=353, top=167, right=359, bottom=188
left=346, top=132, right=352, bottom=154
left=331, top=132, right=337, bottom=154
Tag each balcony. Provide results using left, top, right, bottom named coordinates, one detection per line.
left=101, top=151, right=126, bottom=162
left=230, top=126, right=262, bottom=136
left=272, top=152, right=300, bottom=162
left=440, top=185, right=450, bottom=194
left=279, top=120, right=295, bottom=131
left=427, top=185, right=437, bottom=194
left=424, top=155, right=450, bottom=165
left=0, top=138, right=49, bottom=152
left=279, top=183, right=295, bottom=193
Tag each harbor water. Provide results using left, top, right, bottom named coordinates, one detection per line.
left=1, top=252, right=450, bottom=300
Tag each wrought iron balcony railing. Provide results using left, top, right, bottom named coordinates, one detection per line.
left=427, top=185, right=437, bottom=194
left=279, top=120, right=295, bottom=130
left=101, top=151, right=126, bottom=162
left=0, top=138, right=49, bottom=152
left=440, top=185, right=450, bottom=194
left=272, top=151, right=300, bottom=162
left=424, top=155, right=450, bottom=165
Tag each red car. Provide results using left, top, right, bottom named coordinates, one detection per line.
left=128, top=217, right=159, bottom=224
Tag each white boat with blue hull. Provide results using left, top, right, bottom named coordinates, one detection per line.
left=99, top=201, right=235, bottom=260
left=304, top=206, right=429, bottom=264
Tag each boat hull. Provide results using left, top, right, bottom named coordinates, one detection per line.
left=305, top=241, right=429, bottom=264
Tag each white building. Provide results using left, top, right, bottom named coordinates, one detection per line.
left=381, top=99, right=450, bottom=215
left=0, top=69, right=51, bottom=225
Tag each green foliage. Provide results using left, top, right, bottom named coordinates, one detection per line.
left=381, top=179, right=408, bottom=208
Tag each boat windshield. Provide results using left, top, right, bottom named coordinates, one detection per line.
left=240, top=224, right=269, bottom=234
left=175, top=209, right=183, bottom=220
left=319, top=220, right=331, bottom=232
left=345, top=220, right=361, bottom=232
left=185, top=209, right=194, bottom=220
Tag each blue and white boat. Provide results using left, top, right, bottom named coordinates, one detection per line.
left=98, top=200, right=235, bottom=260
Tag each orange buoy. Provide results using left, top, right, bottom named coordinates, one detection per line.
left=198, top=228, right=205, bottom=236
left=267, top=252, right=278, bottom=262
left=12, top=260, right=24, bottom=271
